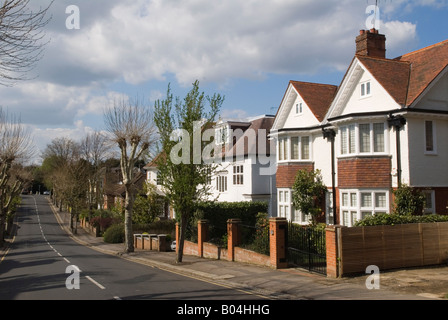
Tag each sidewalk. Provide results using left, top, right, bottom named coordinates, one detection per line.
left=53, top=206, right=447, bottom=300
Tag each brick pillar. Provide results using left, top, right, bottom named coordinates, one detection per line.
left=269, top=217, right=288, bottom=269
left=326, top=225, right=341, bottom=278
left=227, top=219, right=242, bottom=261
left=198, top=219, right=209, bottom=258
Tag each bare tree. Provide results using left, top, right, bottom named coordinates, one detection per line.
left=104, top=97, right=156, bottom=253
left=80, top=131, right=109, bottom=210
left=0, top=0, right=53, bottom=86
left=0, top=108, right=35, bottom=244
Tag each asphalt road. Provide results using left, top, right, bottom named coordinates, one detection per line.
left=0, top=195, right=265, bottom=301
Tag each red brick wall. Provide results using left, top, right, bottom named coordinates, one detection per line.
left=276, top=163, right=314, bottom=188
left=338, top=157, right=392, bottom=188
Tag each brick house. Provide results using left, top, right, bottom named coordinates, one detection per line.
left=271, top=29, right=448, bottom=226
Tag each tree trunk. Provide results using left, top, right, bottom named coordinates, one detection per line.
left=124, top=186, right=135, bottom=253
left=176, top=213, right=189, bottom=263
left=0, top=213, right=5, bottom=247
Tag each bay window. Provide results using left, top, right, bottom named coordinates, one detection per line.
left=340, top=122, right=386, bottom=156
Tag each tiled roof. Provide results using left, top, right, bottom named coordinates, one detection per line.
left=289, top=81, right=338, bottom=121
left=357, top=39, right=448, bottom=107
left=396, top=39, right=448, bottom=106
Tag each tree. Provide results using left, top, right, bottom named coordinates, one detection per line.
left=0, top=108, right=35, bottom=244
left=154, top=81, right=223, bottom=263
left=104, top=97, right=157, bottom=253
left=291, top=169, right=327, bottom=225
left=0, top=0, right=53, bottom=86
left=80, top=131, right=109, bottom=210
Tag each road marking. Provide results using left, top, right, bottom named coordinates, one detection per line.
left=86, top=276, right=106, bottom=290
left=114, top=296, right=122, bottom=300
left=63, top=257, right=71, bottom=264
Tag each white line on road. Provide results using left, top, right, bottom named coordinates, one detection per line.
left=86, top=276, right=106, bottom=290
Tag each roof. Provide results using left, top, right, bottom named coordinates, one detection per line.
left=289, top=81, right=338, bottom=121
left=357, top=39, right=448, bottom=107
left=396, top=39, right=448, bottom=106
left=225, top=116, right=275, bottom=157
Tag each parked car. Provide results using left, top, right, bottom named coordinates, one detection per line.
left=43, top=191, right=50, bottom=195
left=170, top=240, right=176, bottom=251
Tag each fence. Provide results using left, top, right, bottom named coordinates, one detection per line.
left=239, top=223, right=270, bottom=256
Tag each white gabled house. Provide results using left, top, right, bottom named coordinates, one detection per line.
left=209, top=115, right=277, bottom=215
left=144, top=114, right=278, bottom=218
left=271, top=28, right=448, bottom=226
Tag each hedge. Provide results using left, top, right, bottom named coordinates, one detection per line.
left=189, top=201, right=269, bottom=245
left=354, top=213, right=448, bottom=227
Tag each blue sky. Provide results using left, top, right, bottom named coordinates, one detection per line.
left=2, top=0, right=448, bottom=162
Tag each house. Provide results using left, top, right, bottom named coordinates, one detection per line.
left=145, top=114, right=277, bottom=217
left=271, top=28, right=448, bottom=226
left=209, top=114, right=277, bottom=215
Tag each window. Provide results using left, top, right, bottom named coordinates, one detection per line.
left=340, top=123, right=386, bottom=156
left=423, top=190, right=435, bottom=214
left=279, top=136, right=311, bottom=161
left=340, top=190, right=389, bottom=227
left=216, top=175, right=227, bottom=193
left=361, top=81, right=371, bottom=97
left=215, top=126, right=229, bottom=145
left=425, top=121, right=436, bottom=154
left=233, top=165, right=244, bottom=185
left=296, top=102, right=303, bottom=114
left=278, top=137, right=288, bottom=161
left=340, top=125, right=355, bottom=155
left=278, top=189, right=290, bottom=220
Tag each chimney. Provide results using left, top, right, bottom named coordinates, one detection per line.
left=356, top=28, right=386, bottom=58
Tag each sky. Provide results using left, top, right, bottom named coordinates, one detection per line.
left=3, top=0, right=448, bottom=164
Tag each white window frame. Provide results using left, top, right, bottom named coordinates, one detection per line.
left=232, top=165, right=244, bottom=185
left=278, top=135, right=312, bottom=162
left=277, top=188, right=291, bottom=220
left=295, top=102, right=303, bottom=115
left=216, top=175, right=227, bottom=193
left=360, top=81, right=371, bottom=98
left=340, top=189, right=389, bottom=227
left=339, top=122, right=388, bottom=157
left=423, top=190, right=435, bottom=214
left=424, top=120, right=437, bottom=155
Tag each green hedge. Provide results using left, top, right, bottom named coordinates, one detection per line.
left=103, top=224, right=125, bottom=243
left=190, top=201, right=269, bottom=245
left=354, top=213, right=448, bottom=227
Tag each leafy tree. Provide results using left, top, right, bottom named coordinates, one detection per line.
left=154, top=81, right=223, bottom=263
left=393, top=184, right=426, bottom=216
left=132, top=182, right=165, bottom=224
left=291, top=169, right=327, bottom=225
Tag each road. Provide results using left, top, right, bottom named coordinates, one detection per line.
left=0, top=195, right=265, bottom=301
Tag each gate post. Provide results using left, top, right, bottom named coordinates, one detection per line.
left=227, top=219, right=242, bottom=261
left=326, top=225, right=341, bottom=278
left=198, top=219, right=209, bottom=258
left=269, top=217, right=288, bottom=269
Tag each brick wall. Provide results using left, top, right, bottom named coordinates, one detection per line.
left=276, top=163, right=314, bottom=188
left=338, top=156, right=392, bottom=188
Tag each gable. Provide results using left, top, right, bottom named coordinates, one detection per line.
left=413, top=67, right=448, bottom=112
left=272, top=81, right=336, bottom=131
left=325, top=58, right=403, bottom=121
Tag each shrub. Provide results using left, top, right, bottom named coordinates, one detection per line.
left=103, top=224, right=125, bottom=243
left=354, top=213, right=448, bottom=227
left=393, top=184, right=426, bottom=216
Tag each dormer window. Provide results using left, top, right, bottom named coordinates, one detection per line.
left=360, top=81, right=371, bottom=97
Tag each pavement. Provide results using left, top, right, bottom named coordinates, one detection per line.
left=5, top=198, right=448, bottom=301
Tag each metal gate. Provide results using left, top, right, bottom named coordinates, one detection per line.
left=287, top=223, right=326, bottom=275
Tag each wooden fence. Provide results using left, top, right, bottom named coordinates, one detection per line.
left=337, top=222, right=448, bottom=276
